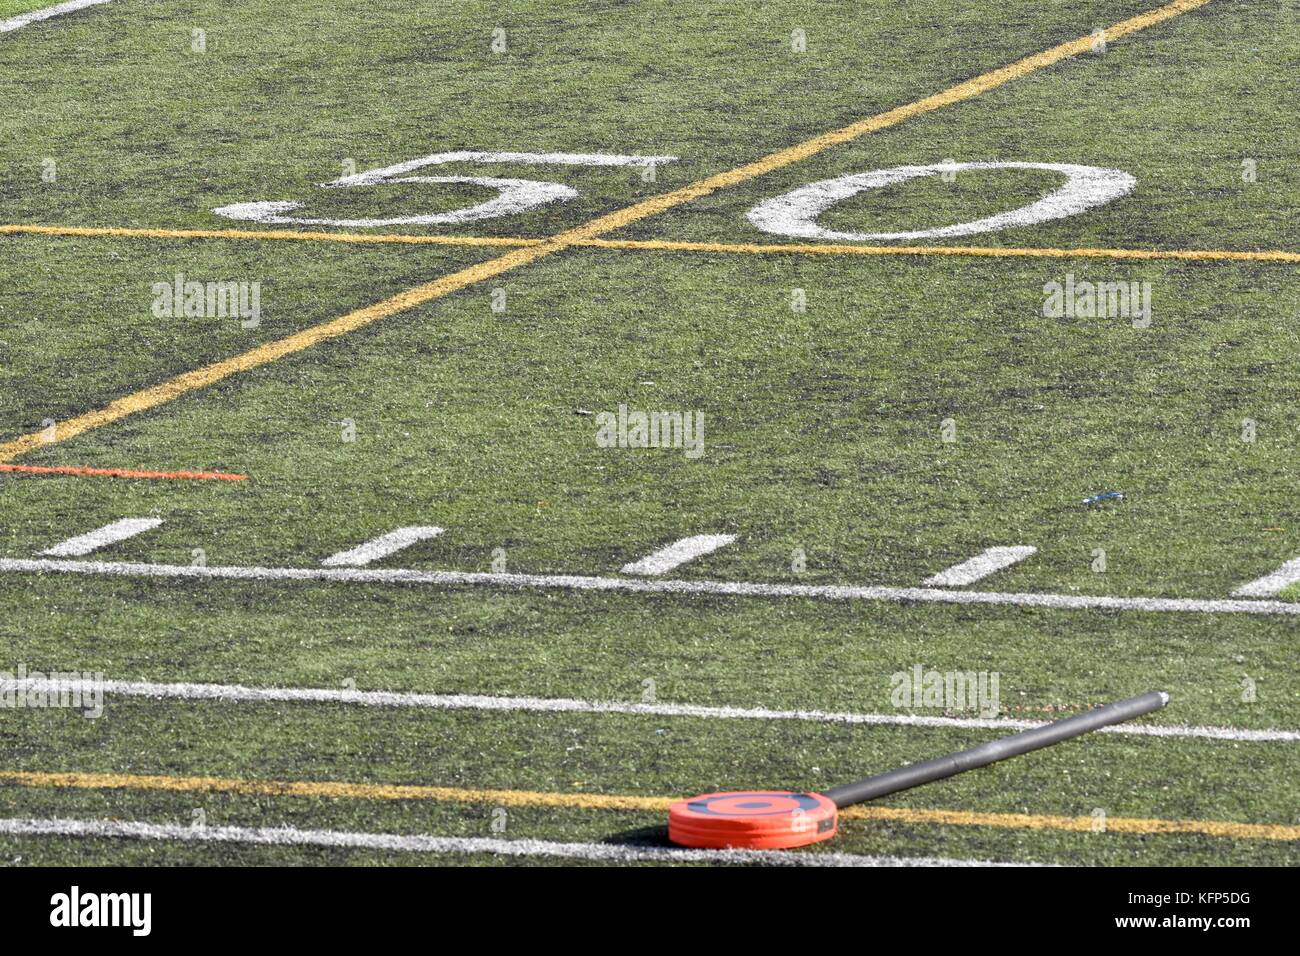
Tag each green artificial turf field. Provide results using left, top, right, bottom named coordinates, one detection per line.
left=0, top=0, right=1297, bottom=866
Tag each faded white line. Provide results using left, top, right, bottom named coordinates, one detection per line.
left=923, top=546, right=1037, bottom=587
left=621, top=534, right=736, bottom=575
left=1233, top=556, right=1300, bottom=598
left=2, top=557, right=1299, bottom=616
left=39, top=519, right=162, bottom=557
left=322, top=526, right=445, bottom=567
left=0, top=817, right=1037, bottom=866
left=0, top=0, right=111, bottom=34
left=5, top=677, right=1293, bottom=743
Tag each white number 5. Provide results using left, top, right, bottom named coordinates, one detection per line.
left=212, top=151, right=677, bottom=228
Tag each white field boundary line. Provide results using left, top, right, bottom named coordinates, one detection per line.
left=0, top=817, right=1038, bottom=866
left=3, top=556, right=1300, bottom=617
left=0, top=0, right=111, bottom=34
left=5, top=677, right=1294, bottom=743
left=923, top=546, right=1037, bottom=587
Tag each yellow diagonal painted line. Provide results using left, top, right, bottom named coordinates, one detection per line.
left=8, top=222, right=1298, bottom=264
left=1, top=770, right=1293, bottom=841
left=0, top=242, right=555, bottom=462
left=0, top=0, right=1215, bottom=463
left=552, top=0, right=1215, bottom=246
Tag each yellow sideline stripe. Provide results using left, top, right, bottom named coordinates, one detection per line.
left=1, top=770, right=1294, bottom=841
left=7, top=222, right=1298, bottom=264
left=580, top=237, right=1300, bottom=264
left=838, top=805, right=1300, bottom=841
left=0, top=222, right=539, bottom=248
left=0, top=770, right=675, bottom=813
left=0, top=0, right=1215, bottom=463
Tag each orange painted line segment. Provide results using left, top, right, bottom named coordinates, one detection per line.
left=0, top=463, right=246, bottom=481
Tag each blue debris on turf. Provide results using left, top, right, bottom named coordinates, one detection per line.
left=1082, top=491, right=1125, bottom=506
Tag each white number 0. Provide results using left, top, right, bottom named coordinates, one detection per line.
left=747, top=161, right=1136, bottom=241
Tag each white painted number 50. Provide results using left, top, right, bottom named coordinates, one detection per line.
left=213, top=151, right=677, bottom=228
left=214, top=154, right=1133, bottom=239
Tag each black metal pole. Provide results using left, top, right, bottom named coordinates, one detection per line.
left=821, top=690, right=1169, bottom=809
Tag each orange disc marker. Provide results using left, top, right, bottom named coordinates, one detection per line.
left=667, top=791, right=838, bottom=850
left=667, top=692, right=1171, bottom=851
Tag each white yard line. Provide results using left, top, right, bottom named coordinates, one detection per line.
left=923, top=546, right=1037, bottom=587
left=0, top=817, right=1037, bottom=866
left=3, top=556, right=1299, bottom=616
left=321, top=526, right=444, bottom=567
left=4, top=676, right=1292, bottom=742
left=39, top=518, right=161, bottom=557
left=621, top=534, right=736, bottom=575
left=0, top=0, right=111, bottom=34
left=1233, top=556, right=1300, bottom=598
